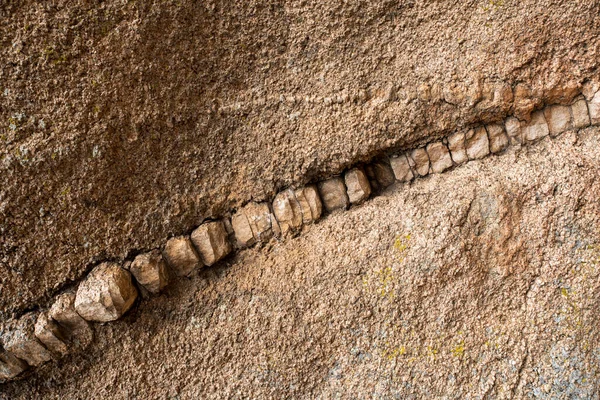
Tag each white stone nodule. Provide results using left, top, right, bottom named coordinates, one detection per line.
left=318, top=177, right=349, bottom=212
left=163, top=236, right=202, bottom=277
left=130, top=250, right=170, bottom=294
left=344, top=168, right=372, bottom=204
left=1, top=313, right=53, bottom=367
left=191, top=220, right=232, bottom=266
left=544, top=105, right=573, bottom=137
left=465, top=127, right=490, bottom=160
left=426, top=142, right=453, bottom=174
left=521, top=110, right=549, bottom=143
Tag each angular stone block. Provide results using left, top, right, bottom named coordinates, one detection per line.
left=2, top=313, right=53, bottom=367
left=544, top=105, right=573, bottom=137
left=191, top=220, right=232, bottom=266
left=244, top=202, right=280, bottom=241
left=49, top=292, right=93, bottom=349
left=0, top=347, right=27, bottom=382
left=409, top=148, right=430, bottom=177
left=34, top=311, right=68, bottom=357
left=272, top=189, right=304, bottom=234
left=447, top=131, right=468, bottom=165
left=588, top=90, right=600, bottom=125
left=163, top=236, right=202, bottom=277
left=317, top=177, right=349, bottom=212
left=505, top=117, right=522, bottom=146
left=390, top=154, right=414, bottom=182
left=486, top=123, right=509, bottom=154
left=521, top=111, right=549, bottom=143
left=572, top=98, right=591, bottom=129
left=129, top=250, right=170, bottom=294
left=231, top=211, right=256, bottom=248
left=75, top=263, right=138, bottom=323
left=426, top=142, right=453, bottom=174
left=465, top=127, right=490, bottom=160
left=344, top=168, right=372, bottom=204
left=294, top=185, right=323, bottom=224
left=365, top=159, right=395, bottom=190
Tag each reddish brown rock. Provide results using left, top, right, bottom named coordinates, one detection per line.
left=49, top=292, right=93, bottom=349
left=318, top=177, right=349, bottom=212
left=129, top=250, right=170, bottom=294
left=1, top=313, right=52, bottom=367
left=465, top=127, right=490, bottom=160
left=344, top=168, right=372, bottom=204
left=0, top=346, right=27, bottom=382
left=191, top=220, right=232, bottom=266
left=163, top=236, right=202, bottom=277
left=34, top=311, right=68, bottom=358
left=426, top=142, right=453, bottom=174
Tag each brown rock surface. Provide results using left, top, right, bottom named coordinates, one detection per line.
left=426, top=141, right=453, bottom=174
left=294, top=186, right=323, bottom=225
left=190, top=221, right=232, bottom=267
left=162, top=236, right=202, bottom=277
left=48, top=293, right=93, bottom=349
left=33, top=312, right=68, bottom=358
left=465, top=127, right=490, bottom=160
left=272, top=189, right=304, bottom=235
left=0, top=347, right=27, bottom=382
left=410, top=148, right=431, bottom=177
left=389, top=154, right=414, bottom=182
left=129, top=251, right=170, bottom=294
left=1, top=313, right=52, bottom=367
left=318, top=178, right=349, bottom=212
left=344, top=168, right=372, bottom=205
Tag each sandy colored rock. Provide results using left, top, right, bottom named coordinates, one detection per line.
left=544, top=105, right=573, bottom=137
left=588, top=90, right=600, bottom=125
left=34, top=312, right=68, bottom=358
left=572, top=98, right=591, bottom=129
left=294, top=185, right=323, bottom=224
left=318, top=177, right=349, bottom=212
left=74, top=263, right=138, bottom=323
left=505, top=117, right=522, bottom=145
left=390, top=154, right=414, bottom=182
left=521, top=111, right=550, bottom=143
left=231, top=211, right=256, bottom=248
left=49, top=292, right=93, bottom=349
left=162, top=236, right=202, bottom=277
left=1, top=313, right=52, bottom=367
left=190, top=220, right=232, bottom=266
left=426, top=142, right=453, bottom=174
left=410, top=148, right=430, bottom=177
left=465, top=127, right=490, bottom=160
left=344, top=168, right=372, bottom=204
left=272, top=189, right=304, bottom=235
left=241, top=202, right=280, bottom=242
left=129, top=250, right=170, bottom=294
left=0, top=346, right=27, bottom=382
left=365, top=160, right=396, bottom=191
left=486, top=123, right=509, bottom=154
left=447, top=131, right=468, bottom=165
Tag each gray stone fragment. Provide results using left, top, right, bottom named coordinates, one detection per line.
left=521, top=111, right=549, bottom=143
left=447, top=131, right=468, bottom=165
left=426, top=142, right=453, bottom=173
left=191, top=220, right=232, bottom=266
left=49, top=292, right=93, bottom=349
left=0, top=346, right=27, bottom=382
left=588, top=90, right=600, bottom=125
left=572, top=98, right=591, bottom=129
left=34, top=311, right=68, bottom=357
left=129, top=250, right=170, bottom=294
left=74, top=263, right=138, bottom=323
left=465, top=127, right=490, bottom=160
left=486, top=123, right=509, bottom=153
left=505, top=117, right=522, bottom=146
left=544, top=105, right=573, bottom=137
left=1, top=313, right=52, bottom=367
left=294, top=185, right=322, bottom=224
left=163, top=236, right=202, bottom=277
left=390, top=154, right=414, bottom=182
left=272, top=189, right=304, bottom=235
left=410, top=148, right=430, bottom=177
left=344, top=168, right=372, bottom=204
left=318, top=177, right=349, bottom=212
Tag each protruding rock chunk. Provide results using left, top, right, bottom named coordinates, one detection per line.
left=75, top=263, right=138, bottom=323
left=410, top=148, right=430, bottom=177
left=447, top=131, right=468, bottom=165
left=365, top=159, right=395, bottom=191
left=49, top=292, right=93, bottom=349
left=588, top=90, right=600, bottom=125
left=465, top=127, right=490, bottom=160
left=571, top=98, right=591, bottom=129
left=272, top=189, right=304, bottom=234
left=505, top=117, right=522, bottom=146
left=544, top=105, right=573, bottom=137
left=426, top=142, right=453, bottom=173
left=521, top=111, right=549, bottom=143
left=1, top=313, right=53, bottom=367
left=0, top=346, right=27, bottom=382
left=163, top=236, right=202, bottom=277
left=294, top=185, right=323, bottom=224
left=191, top=220, right=232, bottom=266
left=344, top=168, right=372, bottom=204
left=231, top=211, right=255, bottom=248
left=129, top=250, right=170, bottom=294
left=486, top=124, right=509, bottom=153
left=34, top=311, right=68, bottom=358
left=390, top=154, right=414, bottom=182
left=233, top=202, right=279, bottom=247
left=318, top=177, right=349, bottom=212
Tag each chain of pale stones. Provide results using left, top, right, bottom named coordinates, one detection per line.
left=1, top=91, right=599, bottom=384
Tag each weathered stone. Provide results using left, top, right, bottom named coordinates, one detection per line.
left=49, top=292, right=93, bottom=349
left=75, top=263, right=138, bottom=323
left=426, top=142, right=453, bottom=173
left=272, top=189, right=304, bottom=234
left=34, top=311, right=68, bottom=357
left=410, top=148, right=430, bottom=177
left=365, top=159, right=395, bottom=190
left=163, top=236, right=202, bottom=277
left=243, top=202, right=280, bottom=241
left=572, top=98, right=591, bottom=129
left=465, top=127, right=490, bottom=160
left=191, top=220, right=232, bottom=266
left=544, top=105, right=573, bottom=137
left=390, top=154, right=414, bottom=182
left=129, top=250, right=169, bottom=294
left=231, top=211, right=256, bottom=247
left=505, top=117, right=522, bottom=145
left=486, top=124, right=509, bottom=153
left=521, top=111, right=549, bottom=143
left=294, top=185, right=323, bottom=224
left=1, top=313, right=52, bottom=367
left=0, top=345, right=27, bottom=382
left=318, top=177, right=349, bottom=212
left=344, top=168, right=372, bottom=204
left=447, top=131, right=468, bottom=165
left=588, top=90, right=600, bottom=125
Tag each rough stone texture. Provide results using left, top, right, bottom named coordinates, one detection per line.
left=544, top=105, right=573, bottom=137
left=505, top=117, right=522, bottom=146
left=364, top=160, right=396, bottom=191
left=231, top=211, right=256, bottom=248
left=239, top=202, right=280, bottom=243
left=48, top=293, right=93, bottom=349
left=317, top=178, right=349, bottom=212
left=0, top=347, right=27, bottom=382
left=447, top=131, right=468, bottom=165
left=162, top=236, right=202, bottom=277
left=272, top=189, right=304, bottom=235
left=344, top=168, right=372, bottom=205
left=33, top=312, right=68, bottom=358
left=588, top=90, right=600, bottom=125
left=1, top=313, right=52, bottom=367
left=190, top=221, right=232, bottom=267
left=129, top=251, right=170, bottom=294
left=572, top=98, right=591, bottom=129
left=426, top=142, right=453, bottom=174
left=410, top=148, right=430, bottom=177
left=522, top=111, right=550, bottom=143
left=389, top=154, right=414, bottom=182
left=465, top=127, right=490, bottom=160
left=487, top=123, right=509, bottom=154
left=294, top=185, right=323, bottom=225
left=74, top=263, right=138, bottom=323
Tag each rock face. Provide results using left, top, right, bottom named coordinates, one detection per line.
left=190, top=221, right=232, bottom=266
left=447, top=131, right=468, bottom=165
left=318, top=178, right=349, bottom=212
left=390, top=154, right=414, bottom=182
left=426, top=142, right=453, bottom=174
left=49, top=292, right=93, bottom=349
left=410, top=148, right=430, bottom=177
left=544, top=105, right=573, bottom=137
left=365, top=160, right=396, bottom=191
left=588, top=90, right=600, bottom=125
left=272, top=189, right=304, bottom=235
left=486, top=124, right=509, bottom=154
left=344, top=168, right=372, bottom=204
left=294, top=186, right=323, bottom=224
left=74, top=263, right=138, bottom=323
left=0, top=347, right=27, bottom=382
left=505, top=117, right=522, bottom=146
left=34, top=312, right=68, bottom=357
left=233, top=202, right=280, bottom=246
left=465, top=127, right=490, bottom=160
left=1, top=313, right=52, bottom=367
left=572, top=98, right=591, bottom=128
left=522, top=111, right=550, bottom=143
left=162, top=236, right=202, bottom=277
left=129, top=251, right=170, bottom=294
